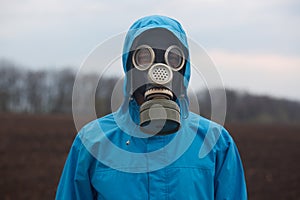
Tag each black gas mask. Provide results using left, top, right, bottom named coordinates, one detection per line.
left=128, top=28, right=187, bottom=135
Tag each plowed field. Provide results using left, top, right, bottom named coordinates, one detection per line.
left=0, top=114, right=299, bottom=199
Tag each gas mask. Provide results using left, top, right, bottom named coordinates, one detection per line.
left=129, top=28, right=187, bottom=135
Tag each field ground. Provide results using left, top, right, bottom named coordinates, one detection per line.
left=0, top=114, right=299, bottom=199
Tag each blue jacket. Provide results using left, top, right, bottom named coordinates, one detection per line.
left=56, top=15, right=247, bottom=200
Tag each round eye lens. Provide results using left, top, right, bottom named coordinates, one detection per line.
left=132, top=45, right=154, bottom=70
left=168, top=49, right=182, bottom=69
left=136, top=48, right=151, bottom=66
left=165, top=45, right=185, bottom=71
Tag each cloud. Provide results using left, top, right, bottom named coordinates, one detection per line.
left=0, top=0, right=299, bottom=100
left=210, top=49, right=300, bottom=72
left=0, top=0, right=119, bottom=39
left=206, top=49, right=300, bottom=100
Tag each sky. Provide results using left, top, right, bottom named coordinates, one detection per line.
left=1, top=0, right=300, bottom=101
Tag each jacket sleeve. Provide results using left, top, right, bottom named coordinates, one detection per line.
left=56, top=134, right=95, bottom=200
left=214, top=128, right=247, bottom=200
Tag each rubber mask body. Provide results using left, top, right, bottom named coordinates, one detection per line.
left=129, top=28, right=187, bottom=135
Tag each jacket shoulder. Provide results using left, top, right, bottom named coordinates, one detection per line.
left=189, top=112, right=233, bottom=150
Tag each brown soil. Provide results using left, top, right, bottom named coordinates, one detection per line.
left=0, top=114, right=299, bottom=199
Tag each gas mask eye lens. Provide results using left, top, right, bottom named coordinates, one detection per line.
left=132, top=45, right=155, bottom=70
left=168, top=50, right=181, bottom=68
left=165, top=45, right=185, bottom=71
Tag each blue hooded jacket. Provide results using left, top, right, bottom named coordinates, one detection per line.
left=56, top=15, right=247, bottom=200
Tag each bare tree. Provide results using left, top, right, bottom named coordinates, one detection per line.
left=50, top=68, right=75, bottom=113
left=25, top=70, right=48, bottom=113
left=0, top=60, right=25, bottom=112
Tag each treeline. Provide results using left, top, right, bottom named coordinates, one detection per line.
left=0, top=60, right=117, bottom=116
left=1, top=60, right=300, bottom=124
left=197, top=89, right=300, bottom=124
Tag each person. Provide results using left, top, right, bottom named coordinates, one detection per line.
left=56, top=15, right=247, bottom=199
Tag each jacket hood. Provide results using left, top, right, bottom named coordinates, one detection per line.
left=122, top=15, right=191, bottom=98
left=116, top=15, right=191, bottom=129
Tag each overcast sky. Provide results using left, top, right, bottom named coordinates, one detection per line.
left=1, top=0, right=300, bottom=101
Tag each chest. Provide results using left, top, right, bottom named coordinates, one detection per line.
left=91, top=152, right=215, bottom=200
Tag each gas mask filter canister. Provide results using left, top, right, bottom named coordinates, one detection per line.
left=132, top=44, right=185, bottom=134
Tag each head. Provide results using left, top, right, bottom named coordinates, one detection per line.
left=122, top=15, right=190, bottom=135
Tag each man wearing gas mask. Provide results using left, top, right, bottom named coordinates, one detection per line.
left=128, top=27, right=188, bottom=135
left=56, top=15, right=247, bottom=199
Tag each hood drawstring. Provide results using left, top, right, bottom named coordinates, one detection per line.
left=179, top=95, right=189, bottom=119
